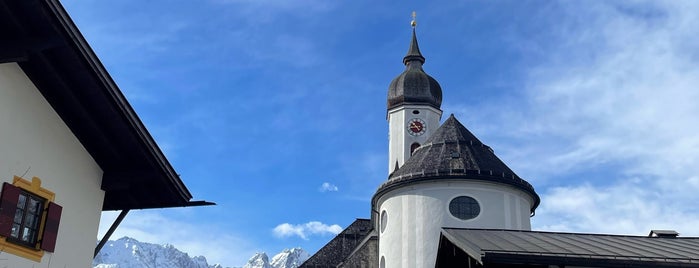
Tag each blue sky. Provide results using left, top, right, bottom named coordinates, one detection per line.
left=61, top=0, right=699, bottom=266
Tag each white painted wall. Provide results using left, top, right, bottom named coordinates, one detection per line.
left=0, top=63, right=105, bottom=267
left=387, top=105, right=442, bottom=174
left=376, top=180, right=534, bottom=268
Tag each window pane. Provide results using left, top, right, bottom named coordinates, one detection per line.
left=17, top=194, right=26, bottom=208
left=11, top=223, right=20, bottom=238
left=449, top=196, right=480, bottom=220
left=28, top=198, right=40, bottom=214
left=21, top=227, right=31, bottom=242
left=25, top=213, right=36, bottom=229
left=13, top=209, right=24, bottom=224
left=34, top=199, right=43, bottom=214
left=27, top=229, right=36, bottom=244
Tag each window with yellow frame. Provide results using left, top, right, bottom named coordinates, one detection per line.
left=0, top=176, right=62, bottom=262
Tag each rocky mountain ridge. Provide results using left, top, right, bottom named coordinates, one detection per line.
left=93, top=236, right=308, bottom=268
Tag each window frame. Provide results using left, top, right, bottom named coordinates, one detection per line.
left=410, top=142, right=421, bottom=155
left=448, top=195, right=481, bottom=221
left=8, top=190, right=47, bottom=248
left=380, top=210, right=388, bottom=233
left=0, top=176, right=61, bottom=262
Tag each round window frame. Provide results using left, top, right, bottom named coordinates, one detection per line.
left=448, top=195, right=481, bottom=221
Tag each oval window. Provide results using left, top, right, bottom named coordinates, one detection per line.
left=449, top=196, right=480, bottom=220
left=380, top=210, right=388, bottom=233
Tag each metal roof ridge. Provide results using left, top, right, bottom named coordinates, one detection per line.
left=441, top=227, right=699, bottom=239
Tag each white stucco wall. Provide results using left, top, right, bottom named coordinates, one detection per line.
left=0, top=63, right=105, bottom=267
left=387, top=105, right=442, bottom=174
left=376, top=180, right=534, bottom=268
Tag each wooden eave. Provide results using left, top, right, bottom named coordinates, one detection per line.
left=0, top=0, right=212, bottom=210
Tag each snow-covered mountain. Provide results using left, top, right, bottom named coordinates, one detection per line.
left=93, top=237, right=221, bottom=268
left=93, top=237, right=308, bottom=268
left=243, top=248, right=309, bottom=268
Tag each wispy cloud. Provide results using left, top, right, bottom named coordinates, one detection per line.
left=319, top=182, right=339, bottom=192
left=534, top=180, right=699, bottom=236
left=272, top=221, right=342, bottom=240
left=452, top=1, right=699, bottom=235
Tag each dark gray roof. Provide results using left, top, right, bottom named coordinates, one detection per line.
left=300, top=219, right=374, bottom=268
left=387, top=29, right=442, bottom=111
left=376, top=115, right=539, bottom=212
left=0, top=0, right=212, bottom=210
left=439, top=228, right=699, bottom=267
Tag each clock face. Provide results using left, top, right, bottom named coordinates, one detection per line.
left=407, top=118, right=426, bottom=136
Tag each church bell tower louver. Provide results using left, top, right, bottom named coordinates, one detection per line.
left=386, top=14, right=443, bottom=174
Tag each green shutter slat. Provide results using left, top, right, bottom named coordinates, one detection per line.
left=40, top=202, right=61, bottom=252
left=0, top=183, right=20, bottom=237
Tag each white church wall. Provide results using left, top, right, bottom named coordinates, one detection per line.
left=0, top=63, right=105, bottom=267
left=376, top=180, right=534, bottom=268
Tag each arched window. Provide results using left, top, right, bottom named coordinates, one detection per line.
left=410, top=143, right=420, bottom=155
left=380, top=210, right=388, bottom=233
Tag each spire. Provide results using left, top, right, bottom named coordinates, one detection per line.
left=403, top=11, right=425, bottom=65
left=387, top=12, right=442, bottom=111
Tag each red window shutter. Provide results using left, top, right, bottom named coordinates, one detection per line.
left=40, top=202, right=62, bottom=252
left=0, top=183, right=20, bottom=237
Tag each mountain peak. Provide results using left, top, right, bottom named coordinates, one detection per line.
left=270, top=248, right=309, bottom=268
left=94, top=236, right=225, bottom=268
left=94, top=236, right=308, bottom=268
left=241, top=247, right=309, bottom=268
left=243, top=253, right=271, bottom=268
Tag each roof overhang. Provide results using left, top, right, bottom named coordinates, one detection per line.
left=437, top=228, right=699, bottom=268
left=0, top=0, right=213, bottom=210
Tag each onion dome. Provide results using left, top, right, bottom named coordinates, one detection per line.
left=378, top=114, right=540, bottom=212
left=387, top=29, right=443, bottom=111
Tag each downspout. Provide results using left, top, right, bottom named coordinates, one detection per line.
left=94, top=209, right=130, bottom=258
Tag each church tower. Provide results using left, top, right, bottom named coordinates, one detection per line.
left=386, top=16, right=443, bottom=174
left=373, top=17, right=540, bottom=268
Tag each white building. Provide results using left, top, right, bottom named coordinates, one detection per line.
left=0, top=1, right=211, bottom=267
left=301, top=20, right=699, bottom=268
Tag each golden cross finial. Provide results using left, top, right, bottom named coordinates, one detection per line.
left=411, top=11, right=417, bottom=28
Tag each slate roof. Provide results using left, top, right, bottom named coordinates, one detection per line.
left=300, top=219, right=374, bottom=268
left=439, top=228, right=699, bottom=267
left=376, top=115, right=539, bottom=212
left=0, top=0, right=212, bottom=210
left=387, top=28, right=442, bottom=111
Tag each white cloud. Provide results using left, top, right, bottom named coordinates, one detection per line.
left=520, top=1, right=699, bottom=183
left=273, top=221, right=342, bottom=240
left=319, top=182, right=339, bottom=192
left=533, top=180, right=699, bottom=236
left=453, top=1, right=699, bottom=236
